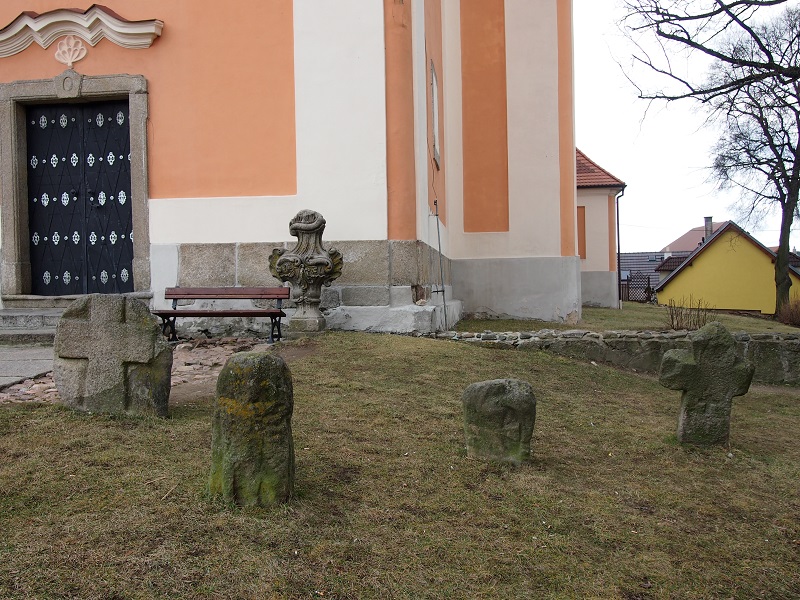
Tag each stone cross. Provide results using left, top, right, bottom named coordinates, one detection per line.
left=462, top=378, right=537, bottom=464
left=659, top=321, right=754, bottom=445
left=54, top=294, right=172, bottom=416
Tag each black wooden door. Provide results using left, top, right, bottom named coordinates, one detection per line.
left=27, top=100, right=133, bottom=295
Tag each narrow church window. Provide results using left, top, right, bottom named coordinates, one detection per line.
left=577, top=206, right=587, bottom=259
left=430, top=60, right=440, bottom=169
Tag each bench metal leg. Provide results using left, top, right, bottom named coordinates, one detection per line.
left=269, top=316, right=282, bottom=343
left=159, top=316, right=178, bottom=342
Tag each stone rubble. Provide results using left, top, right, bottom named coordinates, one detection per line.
left=418, top=328, right=799, bottom=386
left=0, top=338, right=269, bottom=406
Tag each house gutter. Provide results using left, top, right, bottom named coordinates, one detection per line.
left=615, top=185, right=626, bottom=309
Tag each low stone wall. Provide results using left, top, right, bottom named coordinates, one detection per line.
left=430, top=329, right=800, bottom=387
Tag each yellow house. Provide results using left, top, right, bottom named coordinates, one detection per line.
left=656, top=221, right=800, bottom=314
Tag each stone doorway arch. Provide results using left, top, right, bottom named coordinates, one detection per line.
left=0, top=70, right=151, bottom=307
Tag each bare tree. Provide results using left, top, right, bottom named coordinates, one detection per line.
left=623, top=0, right=796, bottom=102
left=622, top=0, right=800, bottom=313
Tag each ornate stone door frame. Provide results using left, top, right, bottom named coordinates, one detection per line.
left=0, top=70, right=150, bottom=302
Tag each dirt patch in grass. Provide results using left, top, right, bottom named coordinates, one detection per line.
left=1, top=332, right=798, bottom=599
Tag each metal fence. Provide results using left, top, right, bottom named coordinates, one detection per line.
left=620, top=271, right=656, bottom=303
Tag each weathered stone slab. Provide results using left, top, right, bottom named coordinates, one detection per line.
left=462, top=379, right=536, bottom=464
left=237, top=243, right=285, bottom=288
left=178, top=243, right=236, bottom=287
left=209, top=352, right=294, bottom=506
left=54, top=294, right=172, bottom=416
left=659, top=322, right=754, bottom=445
left=746, top=339, right=785, bottom=385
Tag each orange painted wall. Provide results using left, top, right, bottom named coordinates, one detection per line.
left=425, top=0, right=446, bottom=225
left=0, top=1, right=296, bottom=199
left=385, top=0, right=417, bottom=240
left=460, top=0, right=508, bottom=233
left=557, top=0, right=576, bottom=256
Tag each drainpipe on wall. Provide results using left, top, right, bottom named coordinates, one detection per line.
left=616, top=185, right=626, bottom=309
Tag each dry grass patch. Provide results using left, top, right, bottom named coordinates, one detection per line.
left=1, top=332, right=798, bottom=599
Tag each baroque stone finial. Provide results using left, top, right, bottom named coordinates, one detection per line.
left=269, top=210, right=343, bottom=334
left=54, top=35, right=86, bottom=68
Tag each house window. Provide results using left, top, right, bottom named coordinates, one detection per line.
left=577, top=206, right=587, bottom=259
left=430, top=60, right=440, bottom=169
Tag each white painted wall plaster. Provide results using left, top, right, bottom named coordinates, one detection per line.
left=578, top=188, right=613, bottom=272
left=149, top=0, right=388, bottom=244
left=505, top=0, right=562, bottom=255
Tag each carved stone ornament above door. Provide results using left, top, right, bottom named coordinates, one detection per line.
left=54, top=35, right=87, bottom=69
left=0, top=5, right=163, bottom=58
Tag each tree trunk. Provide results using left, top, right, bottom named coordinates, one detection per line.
left=774, top=198, right=797, bottom=315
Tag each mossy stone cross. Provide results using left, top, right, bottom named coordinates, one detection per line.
left=55, top=294, right=156, bottom=402
left=659, top=322, right=754, bottom=445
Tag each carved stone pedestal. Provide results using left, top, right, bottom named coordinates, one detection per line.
left=269, top=210, right=343, bottom=334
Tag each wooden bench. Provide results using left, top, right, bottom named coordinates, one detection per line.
left=152, top=286, right=290, bottom=343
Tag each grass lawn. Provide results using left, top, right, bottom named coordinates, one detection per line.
left=456, top=301, right=800, bottom=335
left=1, top=333, right=798, bottom=599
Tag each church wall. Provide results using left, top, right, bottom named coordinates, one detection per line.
left=442, top=0, right=581, bottom=321
left=442, top=0, right=570, bottom=259
left=384, top=0, right=417, bottom=241
left=0, top=0, right=585, bottom=329
left=452, top=256, right=581, bottom=322
left=148, top=0, right=389, bottom=244
left=460, top=0, right=508, bottom=233
left=0, top=0, right=297, bottom=199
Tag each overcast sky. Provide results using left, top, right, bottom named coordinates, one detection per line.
left=573, top=0, right=800, bottom=253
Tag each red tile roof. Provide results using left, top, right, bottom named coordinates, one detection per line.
left=661, top=222, right=726, bottom=253
left=769, top=248, right=800, bottom=267
left=654, top=255, right=689, bottom=272
left=576, top=149, right=625, bottom=189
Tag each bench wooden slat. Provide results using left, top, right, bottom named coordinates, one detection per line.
left=152, top=309, right=285, bottom=317
left=164, top=286, right=289, bottom=300
left=156, top=286, right=289, bottom=343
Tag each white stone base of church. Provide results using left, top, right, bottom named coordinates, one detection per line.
left=452, top=256, right=582, bottom=323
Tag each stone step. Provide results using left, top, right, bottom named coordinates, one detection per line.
left=0, top=309, right=63, bottom=329
left=0, top=329, right=56, bottom=344
left=0, top=309, right=61, bottom=345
